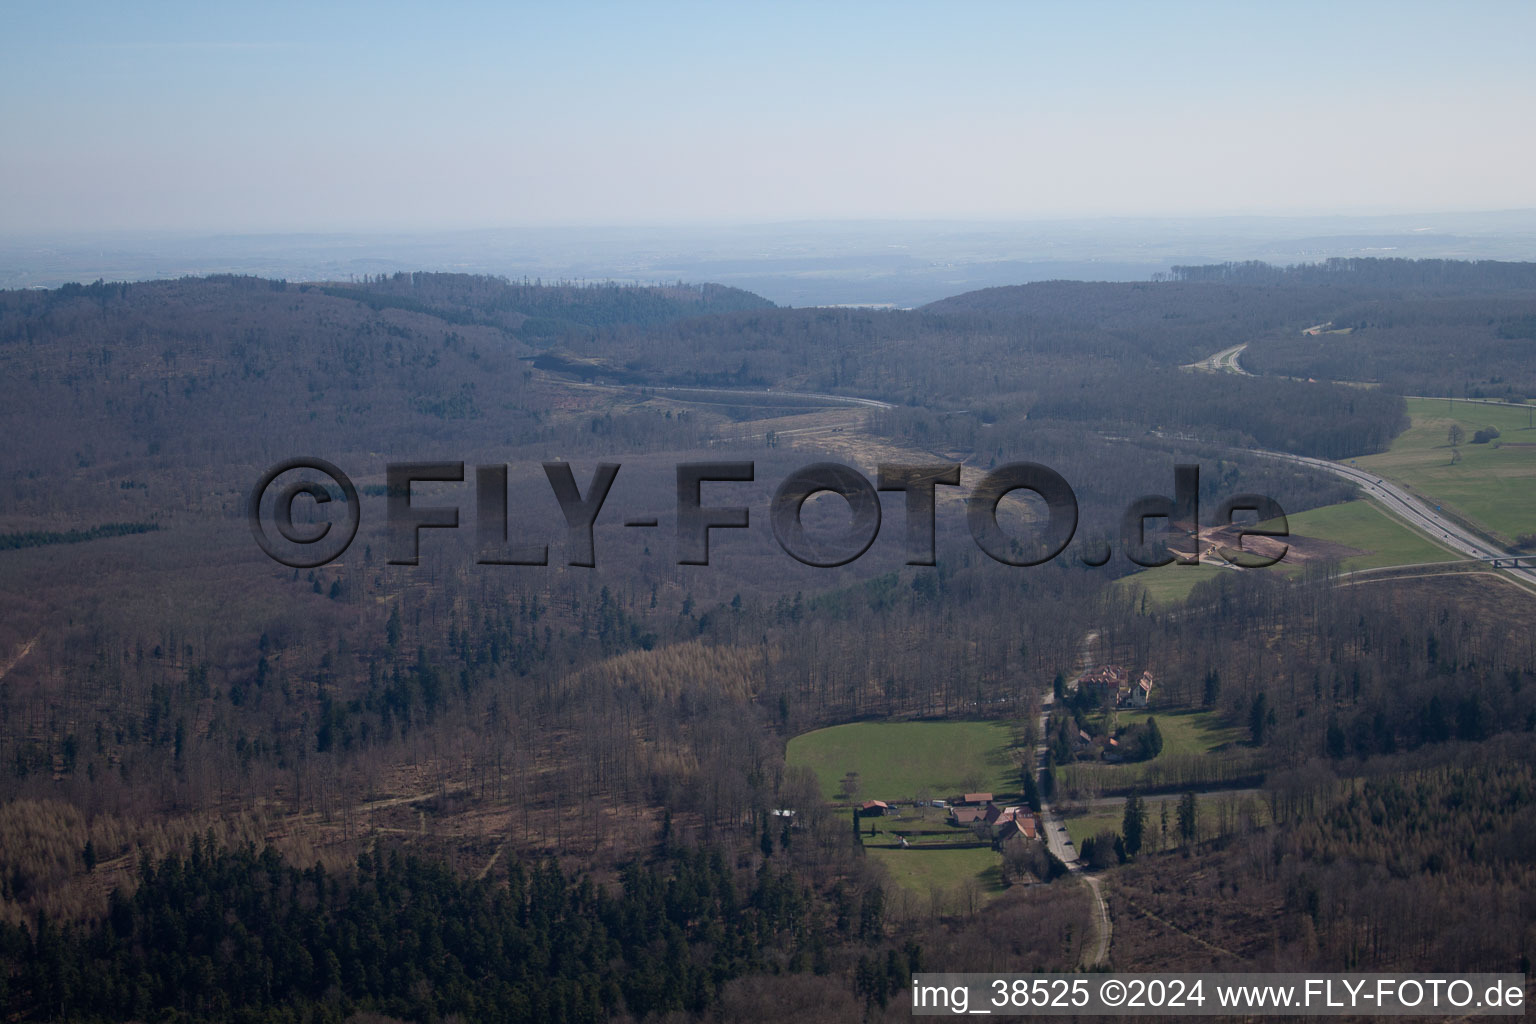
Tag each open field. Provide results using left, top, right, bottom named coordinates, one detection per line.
left=1064, top=808, right=1133, bottom=849
left=1061, top=791, right=1271, bottom=849
left=1353, top=398, right=1536, bottom=544
left=866, top=845, right=1004, bottom=899
left=1119, top=562, right=1231, bottom=609
left=790, top=720, right=1019, bottom=908
left=1110, top=708, right=1246, bottom=759
left=786, top=720, right=1020, bottom=802
left=1055, top=708, right=1259, bottom=797
left=1277, top=500, right=1459, bottom=572
left=863, top=809, right=984, bottom=841
left=1121, top=497, right=1458, bottom=607
left=866, top=825, right=980, bottom=846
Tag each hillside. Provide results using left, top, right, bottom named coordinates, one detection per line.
left=1, top=261, right=1535, bottom=1021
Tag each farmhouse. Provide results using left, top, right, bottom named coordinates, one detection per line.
left=1078, top=664, right=1129, bottom=706
left=999, top=815, right=1039, bottom=842
left=943, top=800, right=1045, bottom=840
left=958, top=792, right=993, bottom=805
left=961, top=800, right=1044, bottom=841
left=1079, top=664, right=1158, bottom=709
left=1131, top=671, right=1154, bottom=708
left=949, top=806, right=986, bottom=826
left=860, top=800, right=889, bottom=816
left=983, top=803, right=1040, bottom=838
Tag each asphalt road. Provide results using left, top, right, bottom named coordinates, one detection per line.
left=1247, top=447, right=1536, bottom=591
left=1183, top=342, right=1535, bottom=591
left=1183, top=343, right=1252, bottom=375
left=1034, top=690, right=1112, bottom=968
left=547, top=376, right=896, bottom=410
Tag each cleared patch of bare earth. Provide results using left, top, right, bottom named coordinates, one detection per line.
left=1173, top=525, right=1363, bottom=568
left=1212, top=525, right=1361, bottom=566
left=0, top=635, right=39, bottom=684
left=247, top=753, right=675, bottom=888
left=1104, top=860, right=1282, bottom=971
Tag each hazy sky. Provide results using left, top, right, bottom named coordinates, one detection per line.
left=4, top=1, right=1534, bottom=233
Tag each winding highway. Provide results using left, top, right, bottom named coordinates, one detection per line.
left=1183, top=343, right=1252, bottom=375
left=1183, top=343, right=1536, bottom=592
left=543, top=376, right=896, bottom=410
left=1243, top=441, right=1536, bottom=593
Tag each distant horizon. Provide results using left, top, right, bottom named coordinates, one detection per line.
left=9, top=207, right=1536, bottom=307
left=10, top=207, right=1536, bottom=242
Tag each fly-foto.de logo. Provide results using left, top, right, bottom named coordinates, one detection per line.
left=248, top=459, right=1288, bottom=571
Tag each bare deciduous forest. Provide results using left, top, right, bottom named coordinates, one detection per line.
left=1, top=261, right=1533, bottom=1021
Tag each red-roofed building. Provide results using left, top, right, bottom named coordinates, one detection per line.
left=949, top=806, right=985, bottom=826
left=1001, top=815, right=1039, bottom=841
left=986, top=805, right=1040, bottom=839
left=1079, top=664, right=1128, bottom=703
left=1132, top=671, right=1154, bottom=707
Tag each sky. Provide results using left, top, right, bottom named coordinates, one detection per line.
left=3, top=0, right=1535, bottom=234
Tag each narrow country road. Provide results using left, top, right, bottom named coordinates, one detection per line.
left=1034, top=689, right=1112, bottom=968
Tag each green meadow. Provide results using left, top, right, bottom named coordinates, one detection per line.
left=787, top=719, right=1027, bottom=905
left=866, top=846, right=1004, bottom=898
left=1054, top=708, right=1257, bottom=797
left=1279, top=500, right=1458, bottom=572
left=1121, top=497, right=1459, bottom=608
left=1353, top=397, right=1536, bottom=544
left=786, top=720, right=1019, bottom=802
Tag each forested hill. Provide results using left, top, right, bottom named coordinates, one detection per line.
left=318, top=273, right=775, bottom=340
left=0, top=274, right=773, bottom=513
left=1168, top=257, right=1536, bottom=291
left=0, top=269, right=1413, bottom=496
left=921, top=259, right=1536, bottom=400
left=918, top=279, right=1340, bottom=364
left=2, top=839, right=918, bottom=1023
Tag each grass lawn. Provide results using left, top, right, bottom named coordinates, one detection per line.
left=1120, top=497, right=1458, bottom=607
left=1109, top=708, right=1245, bottom=758
left=1054, top=708, right=1258, bottom=796
left=1062, top=797, right=1202, bottom=849
left=1117, top=562, right=1230, bottom=609
left=866, top=845, right=1004, bottom=898
left=786, top=720, right=1020, bottom=802
left=1063, top=809, right=1126, bottom=849
left=1353, top=397, right=1536, bottom=544
left=1279, top=500, right=1458, bottom=573
left=866, top=821, right=980, bottom=844
left=1061, top=792, right=1271, bottom=848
